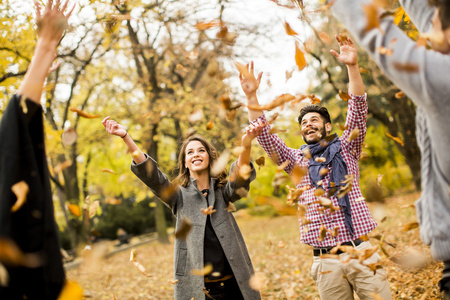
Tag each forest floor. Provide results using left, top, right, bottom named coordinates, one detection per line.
left=67, top=191, right=443, bottom=299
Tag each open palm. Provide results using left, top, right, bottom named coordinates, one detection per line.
left=330, top=35, right=358, bottom=66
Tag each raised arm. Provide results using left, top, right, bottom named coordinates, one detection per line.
left=17, top=0, right=74, bottom=103
left=239, top=61, right=263, bottom=121
left=330, top=35, right=365, bottom=96
left=237, top=121, right=264, bottom=168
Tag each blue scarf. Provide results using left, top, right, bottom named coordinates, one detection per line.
left=300, top=133, right=355, bottom=237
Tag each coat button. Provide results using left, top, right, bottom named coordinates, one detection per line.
left=229, top=257, right=233, bottom=261
left=220, top=235, right=224, bottom=239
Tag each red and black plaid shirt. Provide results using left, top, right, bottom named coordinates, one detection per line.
left=251, top=93, right=377, bottom=247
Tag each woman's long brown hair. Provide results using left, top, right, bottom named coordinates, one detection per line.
left=173, top=135, right=227, bottom=188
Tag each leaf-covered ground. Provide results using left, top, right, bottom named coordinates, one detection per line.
left=67, top=192, right=442, bottom=299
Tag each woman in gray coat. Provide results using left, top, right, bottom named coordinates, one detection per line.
left=102, top=117, right=263, bottom=300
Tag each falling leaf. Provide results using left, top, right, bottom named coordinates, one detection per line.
left=302, top=148, right=312, bottom=159
left=11, top=181, right=29, bottom=212
left=195, top=20, right=221, bottom=30
left=249, top=272, right=266, bottom=291
left=385, top=132, right=404, bottom=146
left=377, top=46, right=393, bottom=56
left=161, top=185, right=177, bottom=201
left=291, top=165, right=307, bottom=184
left=362, top=3, right=382, bottom=32
left=191, top=263, right=213, bottom=276
left=315, top=157, right=326, bottom=162
left=314, top=187, right=325, bottom=196
left=201, top=205, right=217, bottom=215
left=285, top=69, right=294, bottom=82
left=295, top=42, right=307, bottom=71
left=67, top=203, right=81, bottom=217
left=284, top=21, right=298, bottom=35
left=105, top=197, right=122, bottom=205
left=365, top=262, right=384, bottom=275
left=247, top=93, right=296, bottom=111
left=269, top=127, right=287, bottom=135
left=319, top=168, right=329, bottom=176
left=238, top=165, right=252, bottom=180
left=355, top=196, right=365, bottom=202
left=337, top=174, right=355, bottom=198
left=318, top=270, right=333, bottom=275
left=101, top=168, right=116, bottom=175
left=168, top=279, right=178, bottom=284
left=69, top=107, right=100, bottom=119
left=359, top=67, right=370, bottom=74
left=318, top=31, right=332, bottom=44
left=54, top=160, right=72, bottom=174
left=393, top=62, right=419, bottom=72
left=175, top=218, right=192, bottom=240
left=370, top=293, right=384, bottom=300
left=129, top=249, right=136, bottom=261
left=210, top=150, right=230, bottom=177
left=186, top=51, right=198, bottom=60
left=206, top=120, right=214, bottom=130
left=58, top=281, right=83, bottom=300
left=89, top=201, right=99, bottom=218
left=395, top=91, right=405, bottom=99
left=255, top=156, right=265, bottom=168
left=277, top=160, right=291, bottom=171
left=226, top=202, right=237, bottom=212
left=308, top=94, right=321, bottom=104
left=402, top=222, right=419, bottom=231
left=338, top=90, right=351, bottom=101
left=317, top=225, right=327, bottom=241
left=188, top=110, right=204, bottom=123
left=62, top=128, right=77, bottom=147
left=347, top=128, right=360, bottom=142
left=131, top=260, right=152, bottom=277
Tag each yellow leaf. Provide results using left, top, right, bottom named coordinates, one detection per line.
left=11, top=181, right=29, bottom=212
left=363, top=3, right=382, bottom=32
left=284, top=21, right=297, bottom=36
left=295, top=43, right=307, bottom=71
left=385, top=132, right=405, bottom=146
left=69, top=107, right=100, bottom=119
left=394, top=7, right=404, bottom=25
left=67, top=204, right=81, bottom=217
left=191, top=263, right=213, bottom=276
left=58, top=281, right=83, bottom=300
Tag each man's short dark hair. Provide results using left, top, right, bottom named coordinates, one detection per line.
left=298, top=105, right=331, bottom=125
left=429, top=0, right=450, bottom=30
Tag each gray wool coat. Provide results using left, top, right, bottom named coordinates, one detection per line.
left=131, top=155, right=261, bottom=300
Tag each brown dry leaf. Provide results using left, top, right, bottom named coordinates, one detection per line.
left=219, top=94, right=232, bottom=110
left=62, top=128, right=77, bottom=147
left=255, top=156, right=265, bottom=168
left=320, top=167, right=329, bottom=176
left=54, top=160, right=72, bottom=174
left=238, top=165, right=252, bottom=180
left=249, top=272, right=266, bottom=291
left=277, top=160, right=291, bottom=171
left=359, top=67, right=370, bottom=74
left=206, top=120, right=214, bottom=130
left=337, top=174, right=355, bottom=198
left=101, top=168, right=116, bottom=175
left=295, top=43, right=307, bottom=71
left=132, top=260, right=152, bottom=277
left=315, top=157, right=326, bottom=162
left=402, top=221, right=419, bottom=231
left=308, top=94, right=321, bottom=104
left=67, top=203, right=81, bottom=217
left=291, top=165, right=307, bottom=184
left=129, top=249, right=136, bottom=261
left=283, top=21, right=298, bottom=36
left=319, top=31, right=332, bottom=44
left=267, top=113, right=279, bottom=124
left=175, top=218, right=192, bottom=240
left=332, top=226, right=339, bottom=237
left=318, top=270, right=333, bottom=275
left=191, top=263, right=213, bottom=276
left=211, top=150, right=230, bottom=177
left=385, top=132, right=405, bottom=146
left=195, top=20, right=221, bottom=30
left=201, top=205, right=217, bottom=215
left=317, top=196, right=333, bottom=208
left=186, top=51, right=198, bottom=60
left=161, top=185, right=177, bottom=201
left=365, top=262, right=384, bottom=275
left=347, top=128, right=360, bottom=142
left=105, top=197, right=122, bottom=205
left=226, top=202, right=237, bottom=212
left=338, top=90, right=351, bottom=101
left=302, top=147, right=312, bottom=159
left=393, top=62, right=419, bottom=72
left=362, top=3, right=382, bottom=32
left=247, top=93, right=296, bottom=111
left=89, top=201, right=99, bottom=218
left=69, top=107, right=100, bottom=119
left=377, top=46, right=393, bottom=56
left=360, top=245, right=380, bottom=262
left=285, top=70, right=294, bottom=82
left=370, top=292, right=384, bottom=300
left=216, top=26, right=228, bottom=39
left=395, top=91, right=405, bottom=99
left=168, top=279, right=178, bottom=284
left=11, top=181, right=29, bottom=212
left=0, top=238, right=27, bottom=266
left=298, top=204, right=308, bottom=218
left=314, top=188, right=325, bottom=196
left=317, top=225, right=327, bottom=241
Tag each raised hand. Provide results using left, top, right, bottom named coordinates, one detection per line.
left=239, top=61, right=263, bottom=97
left=35, top=0, right=75, bottom=46
left=102, top=117, right=127, bottom=138
left=330, top=34, right=358, bottom=66
left=242, top=119, right=267, bottom=148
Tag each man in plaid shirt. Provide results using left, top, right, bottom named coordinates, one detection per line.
left=240, top=36, right=392, bottom=299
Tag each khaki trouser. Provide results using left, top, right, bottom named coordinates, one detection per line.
left=311, top=241, right=392, bottom=300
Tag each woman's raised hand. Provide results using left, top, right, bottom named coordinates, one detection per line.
left=102, top=116, right=127, bottom=137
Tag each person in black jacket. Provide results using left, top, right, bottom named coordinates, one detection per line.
left=0, top=1, right=74, bottom=299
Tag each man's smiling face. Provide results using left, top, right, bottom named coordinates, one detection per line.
left=300, top=112, right=331, bottom=144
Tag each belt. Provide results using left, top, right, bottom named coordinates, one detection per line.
left=204, top=274, right=233, bottom=283
left=313, top=238, right=364, bottom=256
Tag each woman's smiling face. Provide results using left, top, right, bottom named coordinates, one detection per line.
left=185, top=140, right=210, bottom=174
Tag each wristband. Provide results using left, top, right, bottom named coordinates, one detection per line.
left=121, top=132, right=127, bottom=138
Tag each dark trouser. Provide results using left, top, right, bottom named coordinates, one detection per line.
left=204, top=275, right=244, bottom=300
left=440, top=261, right=450, bottom=299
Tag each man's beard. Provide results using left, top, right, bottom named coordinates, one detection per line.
left=302, top=126, right=328, bottom=145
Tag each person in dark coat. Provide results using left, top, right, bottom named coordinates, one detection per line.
left=0, top=0, right=74, bottom=298
left=102, top=117, right=262, bottom=300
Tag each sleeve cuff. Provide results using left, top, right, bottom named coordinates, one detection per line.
left=348, top=92, right=367, bottom=102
